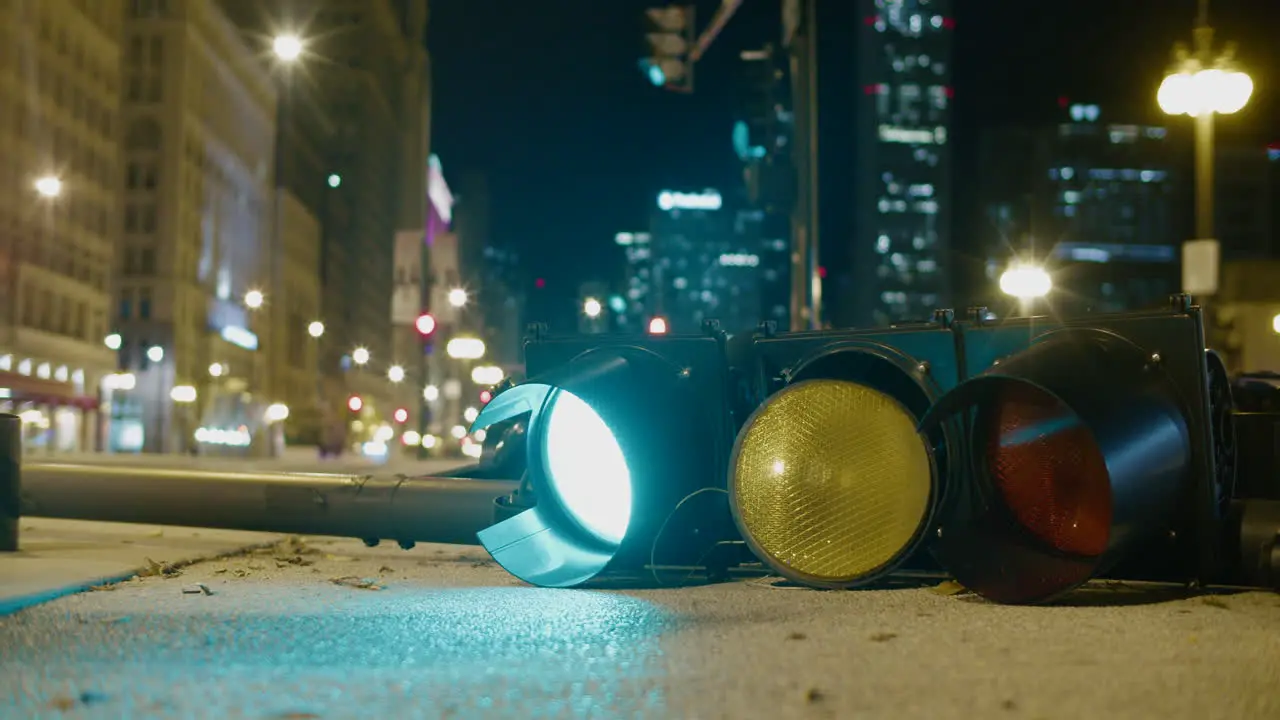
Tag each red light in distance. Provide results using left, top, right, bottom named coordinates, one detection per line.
left=480, top=390, right=493, bottom=404
left=415, top=313, right=436, bottom=336
left=393, top=407, right=409, bottom=424
left=347, top=395, right=363, bottom=413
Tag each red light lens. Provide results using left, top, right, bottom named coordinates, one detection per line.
left=394, top=408, right=409, bottom=423
left=983, top=383, right=1112, bottom=557
left=347, top=396, right=363, bottom=412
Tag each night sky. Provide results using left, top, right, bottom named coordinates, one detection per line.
left=428, top=0, right=1279, bottom=329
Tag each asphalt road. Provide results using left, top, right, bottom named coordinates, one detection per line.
left=3, top=534, right=1279, bottom=720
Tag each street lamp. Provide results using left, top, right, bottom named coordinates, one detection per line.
left=34, top=176, right=62, bottom=198
left=583, top=297, right=603, bottom=318
left=146, top=345, right=164, bottom=363
left=265, top=403, right=290, bottom=422
left=999, top=263, right=1052, bottom=300
left=272, top=34, right=303, bottom=62
left=352, top=347, right=370, bottom=366
left=307, top=321, right=325, bottom=338
left=448, top=288, right=468, bottom=308
left=999, top=262, right=1052, bottom=316
left=1156, top=0, right=1252, bottom=297
left=244, top=289, right=265, bottom=309
left=103, top=333, right=122, bottom=351
left=388, top=365, right=406, bottom=383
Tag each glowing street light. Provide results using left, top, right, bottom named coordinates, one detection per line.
left=104, top=333, right=122, bottom=351
left=648, top=317, right=668, bottom=335
left=1271, top=313, right=1280, bottom=335
left=387, top=365, right=406, bottom=383
left=352, top=347, right=370, bottom=366
left=272, top=34, right=303, bottom=62
left=34, top=176, right=62, bottom=198
left=170, top=385, right=197, bottom=403
left=265, top=403, right=290, bottom=422
left=446, top=337, right=486, bottom=360
left=209, top=363, right=225, bottom=377
left=583, top=297, right=603, bottom=318
left=999, top=263, right=1052, bottom=300
left=423, top=385, right=440, bottom=402
left=470, top=365, right=505, bottom=386
left=146, top=345, right=165, bottom=363
left=308, top=321, right=325, bottom=338
left=448, top=288, right=468, bottom=308
left=244, top=289, right=265, bottom=309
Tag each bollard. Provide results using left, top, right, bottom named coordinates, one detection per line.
left=0, top=413, right=20, bottom=552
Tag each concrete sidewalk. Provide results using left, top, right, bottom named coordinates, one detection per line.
left=0, top=519, right=281, bottom=616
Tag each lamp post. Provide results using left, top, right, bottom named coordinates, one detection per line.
left=1156, top=0, right=1252, bottom=298
left=269, top=34, right=304, bottom=455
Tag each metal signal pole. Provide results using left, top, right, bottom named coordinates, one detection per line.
left=785, top=0, right=820, bottom=330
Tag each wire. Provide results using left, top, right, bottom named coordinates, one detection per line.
left=648, top=486, right=730, bottom=587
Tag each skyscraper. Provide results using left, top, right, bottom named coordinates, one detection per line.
left=649, top=189, right=762, bottom=335
left=0, top=0, right=123, bottom=454
left=219, top=0, right=429, bottom=431
left=115, top=0, right=284, bottom=454
left=853, top=0, right=954, bottom=327
left=976, top=102, right=1180, bottom=316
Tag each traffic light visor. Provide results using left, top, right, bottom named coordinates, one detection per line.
left=730, top=379, right=935, bottom=587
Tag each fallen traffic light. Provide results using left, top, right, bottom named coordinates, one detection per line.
left=919, top=297, right=1236, bottom=603
left=727, top=313, right=962, bottom=589
left=468, top=321, right=736, bottom=587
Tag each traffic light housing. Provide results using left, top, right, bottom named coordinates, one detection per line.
left=641, top=6, right=695, bottom=93
left=919, top=297, right=1235, bottom=603
left=727, top=314, right=962, bottom=589
left=468, top=322, right=737, bottom=588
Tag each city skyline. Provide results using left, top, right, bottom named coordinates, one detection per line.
left=430, top=0, right=1280, bottom=330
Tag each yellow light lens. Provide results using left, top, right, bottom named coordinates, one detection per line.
left=730, top=379, right=934, bottom=586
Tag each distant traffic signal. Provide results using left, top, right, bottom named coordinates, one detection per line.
left=641, top=6, right=696, bottom=93
left=415, top=313, right=436, bottom=337
left=394, top=407, right=409, bottom=424
left=347, top=395, right=363, bottom=413
left=469, top=322, right=736, bottom=588
left=728, top=313, right=962, bottom=589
